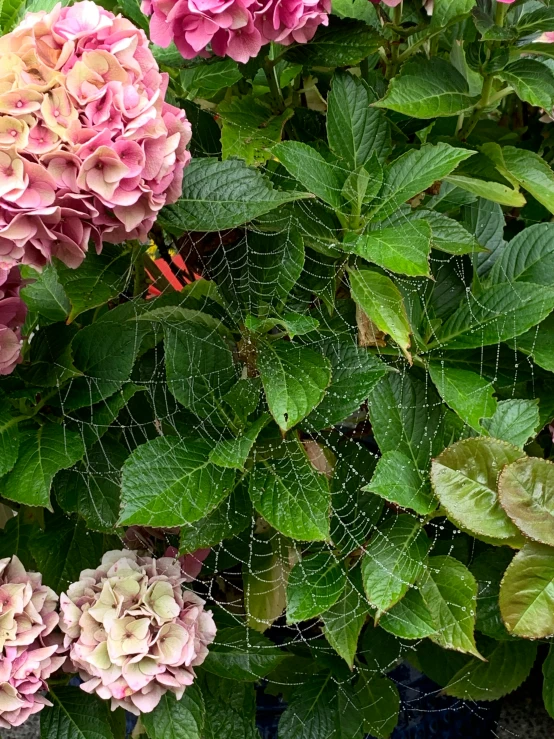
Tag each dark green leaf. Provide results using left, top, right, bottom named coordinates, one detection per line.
left=209, top=414, right=270, bottom=469
left=142, top=687, right=204, bottom=739
left=40, top=686, right=115, bottom=739
left=497, top=59, right=554, bottom=110
left=322, top=575, right=369, bottom=667
left=181, top=59, right=242, bottom=98
left=273, top=141, right=344, bottom=208
left=284, top=17, right=383, bottom=67
left=219, top=96, right=293, bottom=164
left=202, top=627, right=288, bottom=681
left=20, top=265, right=70, bottom=323
left=469, top=547, right=514, bottom=640
left=287, top=553, right=346, bottom=623
left=0, top=408, right=19, bottom=478
left=366, top=450, right=436, bottom=515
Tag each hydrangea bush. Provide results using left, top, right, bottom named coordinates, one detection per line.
left=1, top=0, right=554, bottom=735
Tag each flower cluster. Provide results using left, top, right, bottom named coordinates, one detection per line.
left=0, top=267, right=26, bottom=375
left=0, top=556, right=63, bottom=729
left=143, top=0, right=331, bottom=64
left=59, top=550, right=217, bottom=715
left=0, top=0, right=191, bottom=272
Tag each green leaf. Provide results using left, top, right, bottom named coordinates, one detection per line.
left=31, top=511, right=105, bottom=592
left=22, top=323, right=80, bottom=388
left=371, top=143, right=475, bottom=221
left=222, top=378, right=261, bottom=425
left=202, top=626, right=287, bottom=681
left=420, top=555, right=481, bottom=658
left=20, top=265, right=70, bottom=323
left=443, top=638, right=537, bottom=700
left=0, top=515, right=37, bottom=571
left=181, top=59, right=242, bottom=98
left=273, top=141, right=344, bottom=208
left=346, top=221, right=431, bottom=277
left=244, top=535, right=289, bottom=632
left=54, top=440, right=126, bottom=533
left=219, top=96, right=294, bottom=165
left=374, top=57, right=478, bottom=118
left=304, top=339, right=386, bottom=430
left=431, top=438, right=525, bottom=543
left=159, top=158, right=307, bottom=233
left=445, top=174, right=526, bottom=207
left=244, top=313, right=319, bottom=338
left=430, top=0, right=475, bottom=26
left=366, top=450, right=436, bottom=515
left=488, top=146, right=554, bottom=215
left=480, top=399, right=540, bottom=448
left=368, top=373, right=447, bottom=469
left=322, top=575, right=369, bottom=667
left=142, top=687, right=205, bottom=739
left=496, top=59, right=554, bottom=109
left=284, top=17, right=383, bottom=67
left=490, top=222, right=554, bottom=285
left=469, top=547, right=514, bottom=640
left=161, top=310, right=238, bottom=418
left=432, top=282, right=554, bottom=349
left=40, top=686, right=115, bottom=739
left=510, top=313, right=554, bottom=373
left=3, top=424, right=84, bottom=508
left=249, top=441, right=330, bottom=541
left=278, top=676, right=337, bottom=739
left=179, top=481, right=252, bottom=554
left=258, top=340, right=331, bottom=432
left=379, top=588, right=436, bottom=640
left=55, top=245, right=131, bottom=323
left=71, top=383, right=144, bottom=448
left=327, top=71, right=391, bottom=169
left=209, top=414, right=269, bottom=469
left=499, top=457, right=554, bottom=547
left=349, top=269, right=411, bottom=360
left=119, top=436, right=236, bottom=527
left=201, top=674, right=260, bottom=739
left=353, top=673, right=400, bottom=739
left=499, top=542, right=554, bottom=638
left=362, top=514, right=430, bottom=617
left=543, top=645, right=554, bottom=720
left=461, top=197, right=506, bottom=276
left=517, top=6, right=554, bottom=35
left=0, top=408, right=19, bottom=478
left=428, top=363, right=497, bottom=431
left=406, top=209, right=480, bottom=255
left=287, top=553, right=347, bottom=623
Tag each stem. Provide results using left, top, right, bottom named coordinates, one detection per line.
left=495, top=0, right=508, bottom=27
left=263, top=57, right=283, bottom=111
left=459, top=73, right=494, bottom=140
left=133, top=250, right=146, bottom=297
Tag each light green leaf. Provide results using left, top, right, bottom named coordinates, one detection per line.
left=55, top=245, right=131, bottom=323
left=273, top=141, right=344, bottom=208
left=219, top=96, right=294, bottom=164
left=284, top=17, right=383, bottom=67
left=428, top=363, right=497, bottom=431
left=444, top=638, right=537, bottom=700
left=244, top=313, right=319, bottom=338
left=327, top=70, right=391, bottom=168
left=361, top=514, right=430, bottom=617
left=40, top=686, right=115, bottom=739
left=406, top=208, right=480, bottom=255
left=371, top=143, right=474, bottom=221
left=499, top=542, right=554, bottom=638
left=20, top=264, right=70, bottom=323
left=420, top=555, right=481, bottom=658
left=322, top=576, right=369, bottom=667
left=379, top=588, right=436, bottom=640
left=490, top=222, right=554, bottom=285
left=489, top=145, right=554, bottom=215
left=432, top=281, right=554, bottom=349
left=202, top=627, right=287, bottom=681
left=496, top=59, right=554, bottom=110
left=374, top=57, right=478, bottom=118
left=181, top=59, right=241, bottom=99
left=249, top=441, right=330, bottom=541
left=346, top=221, right=432, bottom=277
left=499, top=457, right=554, bottom=547
left=431, top=438, right=525, bottom=543
left=3, top=425, right=84, bottom=509
left=287, top=553, right=346, bottom=623
left=142, top=687, right=205, bottom=739
left=304, top=339, right=386, bottom=431
left=349, top=269, right=411, bottom=360
left=258, top=340, right=331, bottom=432
left=543, top=645, right=554, bottom=720
left=365, top=450, right=436, bottom=515
left=119, top=436, right=236, bottom=527
left=481, top=399, right=540, bottom=448
left=209, top=414, right=269, bottom=470
left=160, top=158, right=308, bottom=233
left=445, top=174, right=526, bottom=207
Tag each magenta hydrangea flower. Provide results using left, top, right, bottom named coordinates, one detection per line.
left=0, top=555, right=64, bottom=729
left=0, top=1, right=191, bottom=271
left=144, top=0, right=330, bottom=62
left=0, top=267, right=26, bottom=375
left=59, top=550, right=217, bottom=715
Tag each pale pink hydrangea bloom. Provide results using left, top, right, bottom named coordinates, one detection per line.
left=59, top=549, right=217, bottom=716
left=143, top=0, right=330, bottom=63
left=0, top=267, right=26, bottom=375
left=0, top=1, right=191, bottom=271
left=0, top=555, right=64, bottom=729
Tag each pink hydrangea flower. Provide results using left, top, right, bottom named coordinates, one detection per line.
left=59, top=550, right=217, bottom=716
left=0, top=1, right=191, bottom=271
left=0, top=267, right=26, bottom=375
left=144, top=0, right=330, bottom=62
left=0, top=555, right=64, bottom=729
